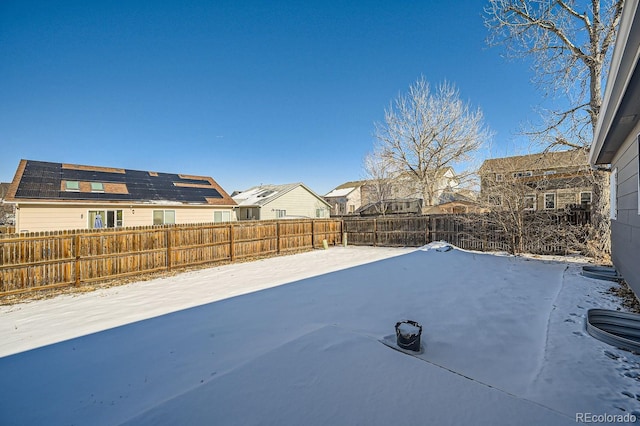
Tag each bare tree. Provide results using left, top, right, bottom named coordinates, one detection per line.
left=477, top=160, right=590, bottom=254
left=362, top=150, right=395, bottom=215
left=484, top=0, right=624, bottom=259
left=372, top=77, right=491, bottom=212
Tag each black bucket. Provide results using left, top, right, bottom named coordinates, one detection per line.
left=395, top=320, right=422, bottom=352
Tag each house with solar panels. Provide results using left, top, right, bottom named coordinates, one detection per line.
left=4, top=159, right=237, bottom=233
left=232, top=183, right=331, bottom=220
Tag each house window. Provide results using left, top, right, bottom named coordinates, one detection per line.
left=544, top=170, right=557, bottom=175
left=580, top=192, right=592, bottom=206
left=348, top=205, right=355, bottom=214
left=214, top=211, right=231, bottom=223
left=65, top=181, right=80, bottom=192
left=611, top=168, right=617, bottom=220
left=153, top=210, right=175, bottom=225
left=513, top=171, right=533, bottom=178
left=488, top=195, right=502, bottom=206
left=89, top=210, right=123, bottom=229
left=90, top=182, right=104, bottom=193
left=495, top=173, right=503, bottom=182
left=524, top=195, right=536, bottom=211
left=316, top=209, right=325, bottom=218
left=275, top=209, right=286, bottom=218
left=544, top=193, right=556, bottom=210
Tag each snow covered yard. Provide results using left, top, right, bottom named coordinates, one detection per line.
left=1, top=244, right=639, bottom=425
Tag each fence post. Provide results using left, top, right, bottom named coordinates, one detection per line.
left=166, top=228, right=172, bottom=272
left=276, top=221, right=281, bottom=254
left=482, top=217, right=487, bottom=251
left=311, top=220, right=315, bottom=248
left=373, top=218, right=377, bottom=247
left=74, top=234, right=81, bottom=287
left=425, top=215, right=430, bottom=245
left=230, top=223, right=235, bottom=261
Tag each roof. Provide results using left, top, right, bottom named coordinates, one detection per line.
left=437, top=189, right=477, bottom=204
left=590, top=0, right=640, bottom=165
left=0, top=183, right=9, bottom=199
left=324, top=180, right=368, bottom=198
left=326, top=169, right=457, bottom=197
left=479, top=150, right=589, bottom=174
left=324, top=187, right=357, bottom=198
left=5, top=159, right=236, bottom=206
left=334, top=180, right=368, bottom=190
left=232, top=183, right=331, bottom=208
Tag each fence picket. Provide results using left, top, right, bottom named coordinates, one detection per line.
left=0, top=219, right=342, bottom=297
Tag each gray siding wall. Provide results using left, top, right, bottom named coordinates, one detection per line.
left=611, top=128, right=640, bottom=296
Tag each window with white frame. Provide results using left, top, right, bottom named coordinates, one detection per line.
left=89, top=210, right=123, bottom=229
left=275, top=209, right=286, bottom=218
left=524, top=195, right=536, bottom=211
left=214, top=211, right=231, bottom=223
left=316, top=209, right=325, bottom=218
left=65, top=181, right=80, bottom=192
left=611, top=168, right=617, bottom=220
left=90, top=182, right=104, bottom=193
left=580, top=192, right=592, bottom=206
left=495, top=173, right=503, bottom=182
left=544, top=193, right=556, bottom=210
left=153, top=210, right=175, bottom=225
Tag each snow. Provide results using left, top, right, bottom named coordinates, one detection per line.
left=397, top=321, right=421, bottom=337
left=231, top=186, right=284, bottom=206
left=1, top=243, right=639, bottom=425
left=324, top=187, right=356, bottom=198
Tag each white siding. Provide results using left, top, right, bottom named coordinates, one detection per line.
left=346, top=189, right=362, bottom=214
left=261, top=186, right=330, bottom=220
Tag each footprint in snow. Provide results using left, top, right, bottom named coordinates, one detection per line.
left=605, top=350, right=621, bottom=360
left=623, top=371, right=640, bottom=379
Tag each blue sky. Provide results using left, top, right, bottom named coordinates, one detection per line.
left=0, top=0, right=544, bottom=195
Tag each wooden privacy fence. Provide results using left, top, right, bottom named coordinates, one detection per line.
left=0, top=219, right=342, bottom=297
left=343, top=216, right=430, bottom=247
left=344, top=213, right=589, bottom=254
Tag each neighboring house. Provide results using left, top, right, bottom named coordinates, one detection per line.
left=324, top=180, right=365, bottom=215
left=387, top=167, right=459, bottom=207
left=0, top=182, right=15, bottom=225
left=4, top=159, right=237, bottom=233
left=356, top=198, right=423, bottom=216
left=479, top=150, right=593, bottom=212
left=326, top=168, right=459, bottom=216
left=590, top=0, right=640, bottom=296
left=423, top=189, right=485, bottom=214
left=232, top=183, right=331, bottom=220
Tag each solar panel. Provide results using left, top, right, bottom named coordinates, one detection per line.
left=15, top=160, right=224, bottom=203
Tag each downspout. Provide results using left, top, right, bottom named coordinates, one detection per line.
left=14, top=203, right=19, bottom=232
